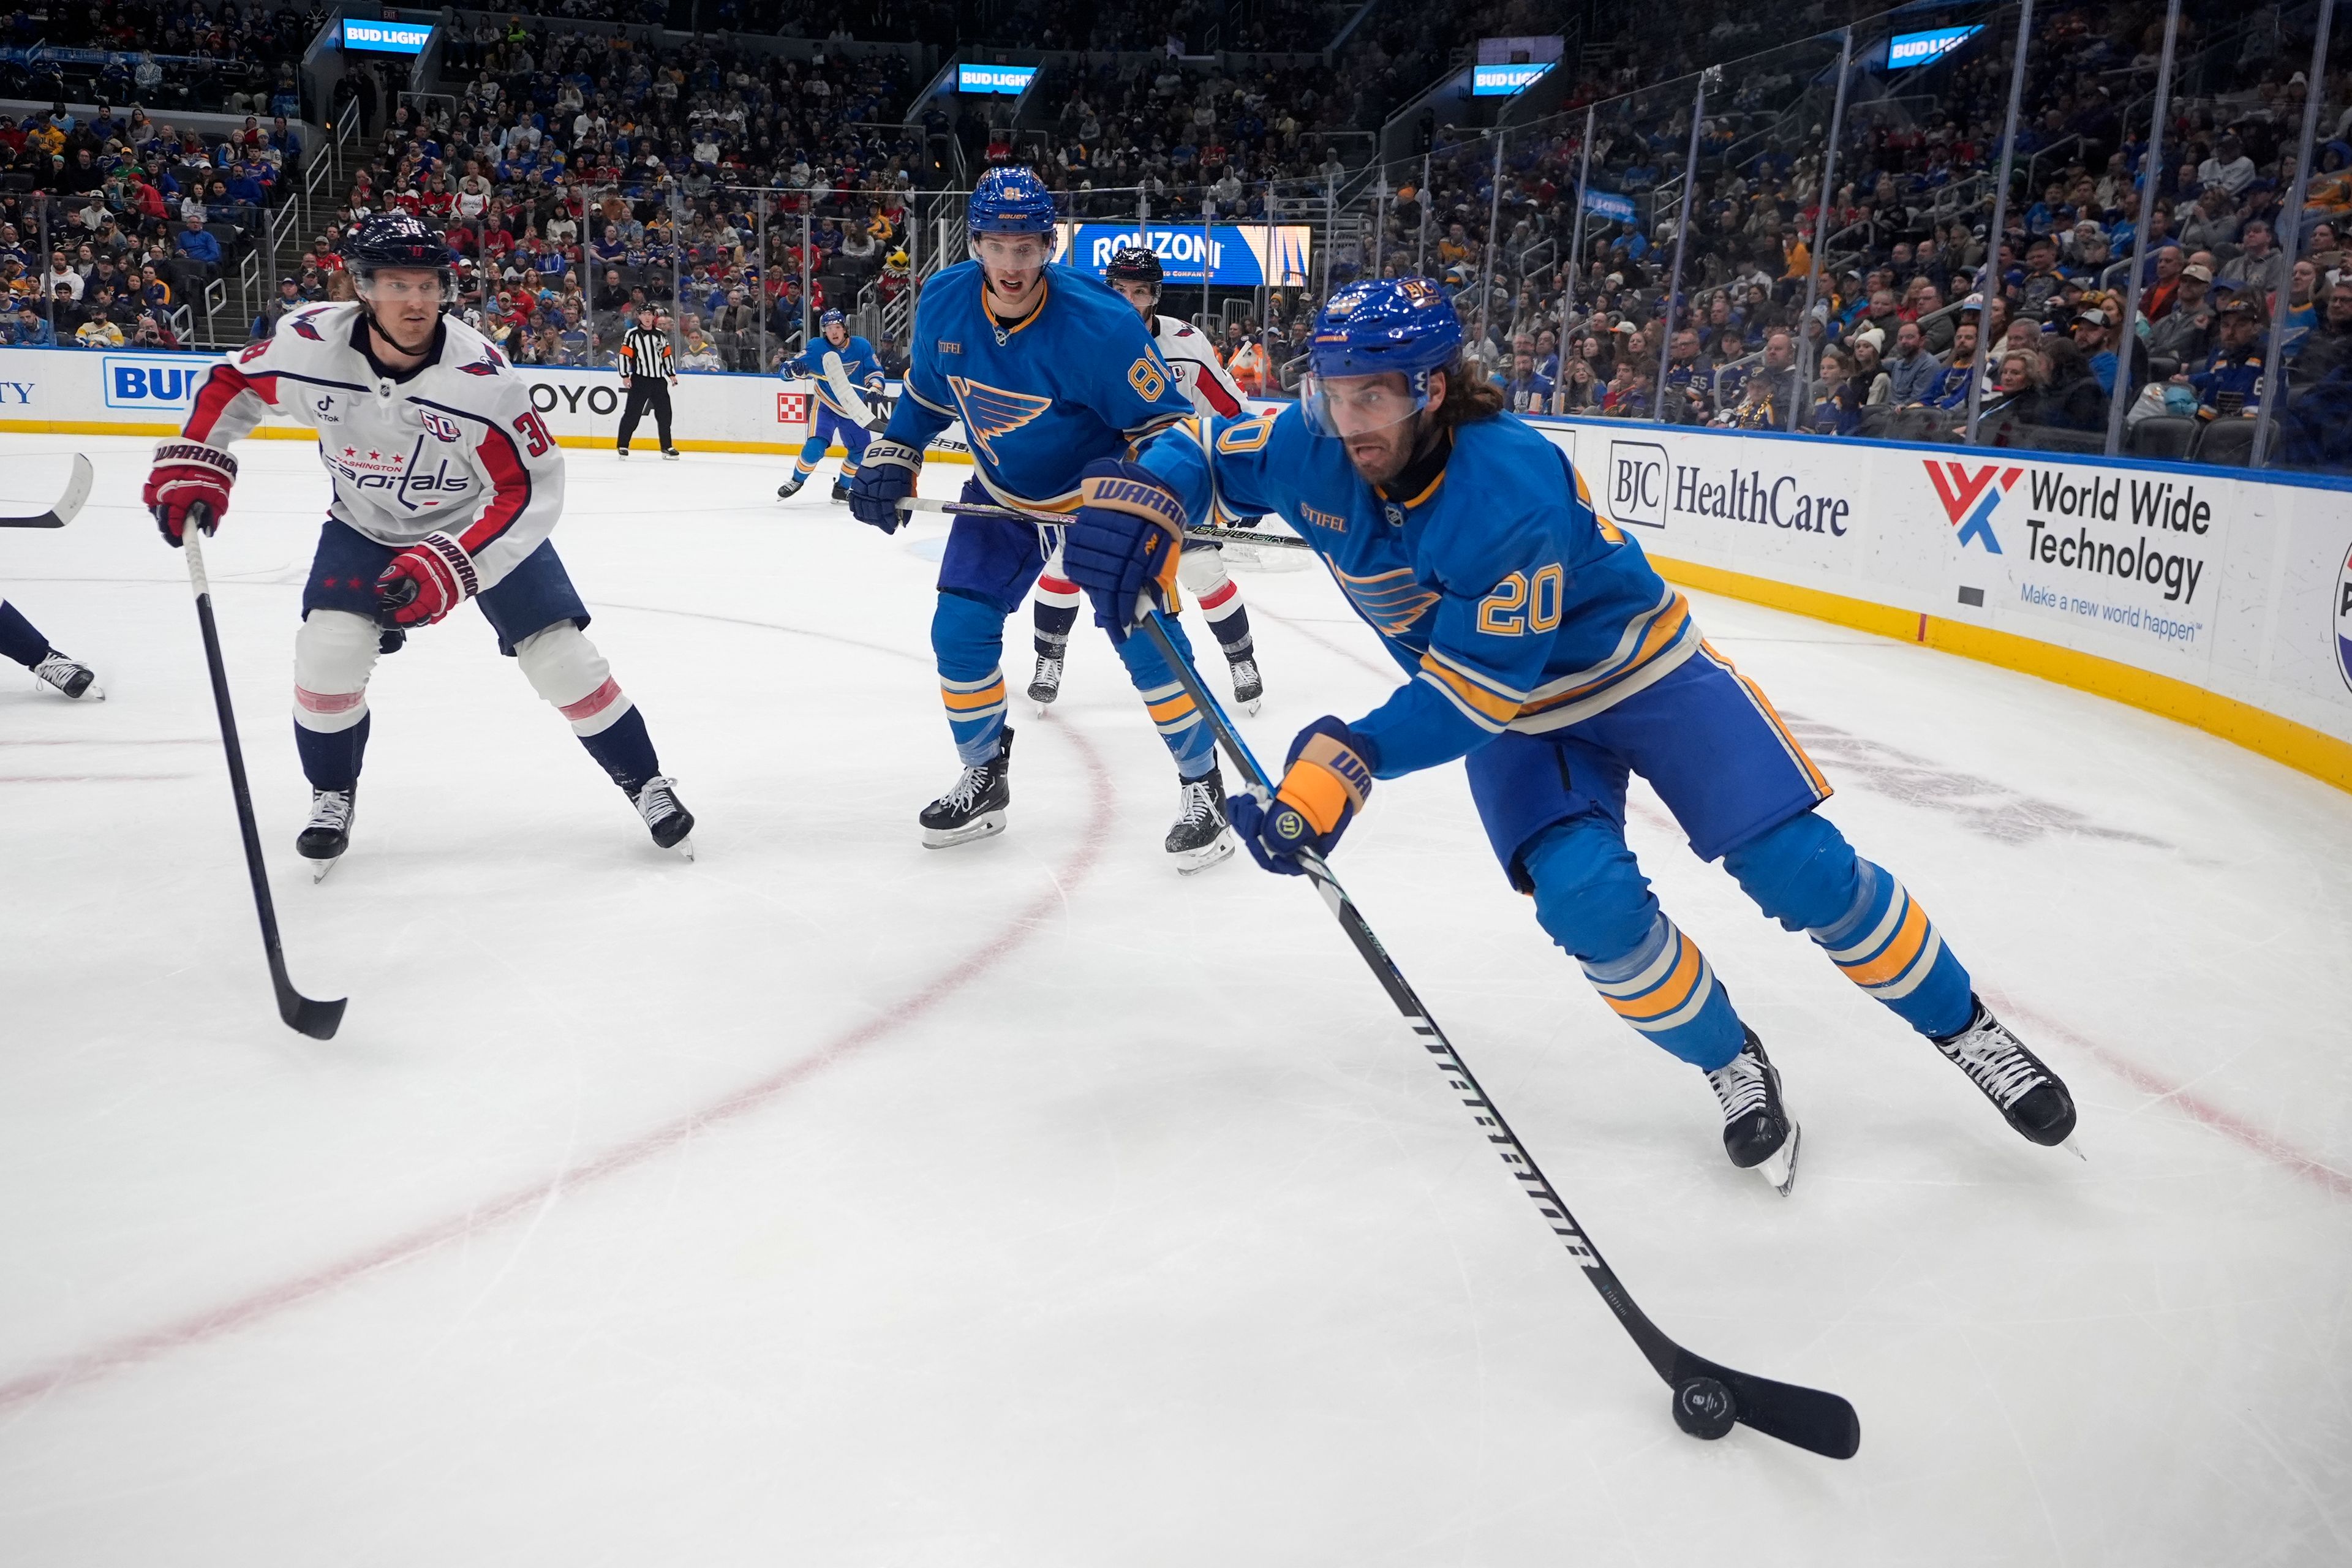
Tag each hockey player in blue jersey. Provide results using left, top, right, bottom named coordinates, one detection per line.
left=843, top=167, right=1238, bottom=869
left=1057, top=277, right=2079, bottom=1188
left=776, top=309, right=885, bottom=505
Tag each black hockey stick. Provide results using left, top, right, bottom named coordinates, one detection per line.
left=899, top=496, right=1311, bottom=554
left=0, top=454, right=94, bottom=528
left=181, top=514, right=346, bottom=1039
left=1137, top=608, right=1860, bottom=1461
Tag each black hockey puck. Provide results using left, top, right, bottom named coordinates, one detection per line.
left=1672, top=1376, right=1738, bottom=1440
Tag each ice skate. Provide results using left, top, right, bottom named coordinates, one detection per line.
left=632, top=775, right=695, bottom=860
left=1932, top=995, right=2079, bottom=1151
left=1027, top=655, right=1063, bottom=711
left=829, top=478, right=850, bottom=502
left=921, top=728, right=1014, bottom=848
left=1227, top=653, right=1264, bottom=715
left=616, top=447, right=631, bottom=460
left=1165, top=768, right=1235, bottom=873
left=776, top=472, right=807, bottom=500
left=296, top=788, right=356, bottom=881
left=30, top=651, right=101, bottom=700
left=661, top=448, right=680, bottom=461
left=1706, top=1029, right=1799, bottom=1194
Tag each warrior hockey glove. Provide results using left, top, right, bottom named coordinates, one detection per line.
left=1063, top=458, right=1187, bottom=644
left=1227, top=715, right=1376, bottom=876
left=374, top=534, right=479, bottom=628
left=145, top=440, right=237, bottom=546
left=846, top=439, right=921, bottom=533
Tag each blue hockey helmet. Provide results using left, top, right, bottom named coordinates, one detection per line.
left=967, top=165, right=1057, bottom=236
left=818, top=308, right=846, bottom=330
left=1308, top=277, right=1463, bottom=379
left=1301, top=277, right=1466, bottom=437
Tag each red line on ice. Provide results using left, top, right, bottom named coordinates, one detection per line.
left=2008, top=1003, right=2352, bottom=1198
left=0, top=727, right=1119, bottom=1415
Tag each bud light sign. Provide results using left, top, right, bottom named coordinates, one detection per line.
left=102, top=355, right=206, bottom=410
left=1887, top=26, right=1982, bottom=69
left=341, top=18, right=434, bottom=54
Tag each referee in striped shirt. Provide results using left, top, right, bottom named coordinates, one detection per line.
left=616, top=304, right=679, bottom=459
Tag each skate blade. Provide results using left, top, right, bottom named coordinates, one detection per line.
left=922, top=811, right=1006, bottom=849
left=1172, top=829, right=1236, bottom=875
left=308, top=854, right=344, bottom=884
left=1237, top=696, right=1262, bottom=717
left=2059, top=1134, right=2085, bottom=1161
left=1756, top=1120, right=1801, bottom=1196
left=671, top=835, right=696, bottom=862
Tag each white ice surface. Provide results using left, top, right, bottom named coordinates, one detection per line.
left=1, top=435, right=2348, bottom=1567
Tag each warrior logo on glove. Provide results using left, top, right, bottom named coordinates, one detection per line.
left=1230, top=716, right=1376, bottom=874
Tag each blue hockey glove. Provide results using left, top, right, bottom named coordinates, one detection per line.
left=1061, top=458, right=1188, bottom=643
left=1227, top=716, right=1376, bottom=875
left=846, top=438, right=921, bottom=533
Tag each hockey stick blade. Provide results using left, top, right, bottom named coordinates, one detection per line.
left=184, top=522, right=347, bottom=1040
left=1137, top=610, right=1859, bottom=1461
left=821, top=350, right=888, bottom=432
left=0, top=453, right=94, bottom=527
left=1669, top=1349, right=1861, bottom=1460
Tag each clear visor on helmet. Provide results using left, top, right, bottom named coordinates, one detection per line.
left=971, top=231, right=1052, bottom=270
left=1299, top=369, right=1430, bottom=439
left=353, top=264, right=454, bottom=308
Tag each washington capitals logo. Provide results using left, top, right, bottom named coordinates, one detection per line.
left=288, top=309, right=326, bottom=342
left=459, top=345, right=506, bottom=377
left=946, top=377, right=1053, bottom=464
left=1924, top=461, right=2021, bottom=554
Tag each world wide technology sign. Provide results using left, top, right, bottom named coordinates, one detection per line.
left=1052, top=224, right=1313, bottom=288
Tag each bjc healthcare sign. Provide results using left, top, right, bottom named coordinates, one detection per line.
left=1054, top=224, right=1312, bottom=289
left=341, top=18, right=433, bottom=54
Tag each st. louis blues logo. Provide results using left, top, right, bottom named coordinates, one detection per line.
left=2334, top=541, right=2352, bottom=696
left=420, top=410, right=463, bottom=443
left=946, top=377, right=1053, bottom=464
left=1332, top=564, right=1441, bottom=635
left=1924, top=460, right=2021, bottom=553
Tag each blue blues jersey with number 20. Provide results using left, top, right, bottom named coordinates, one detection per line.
left=1137, top=405, right=1698, bottom=778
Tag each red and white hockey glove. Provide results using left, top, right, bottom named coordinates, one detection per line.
left=145, top=440, right=238, bottom=546
left=374, top=534, right=480, bottom=628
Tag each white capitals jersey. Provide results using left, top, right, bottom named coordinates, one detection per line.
left=1152, top=314, right=1249, bottom=420
left=182, top=302, right=562, bottom=594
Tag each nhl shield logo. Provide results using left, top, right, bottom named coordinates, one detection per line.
left=2335, top=542, right=2352, bottom=696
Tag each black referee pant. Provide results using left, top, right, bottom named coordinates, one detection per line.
left=616, top=378, right=674, bottom=453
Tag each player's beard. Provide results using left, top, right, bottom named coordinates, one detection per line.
left=1342, top=411, right=1426, bottom=488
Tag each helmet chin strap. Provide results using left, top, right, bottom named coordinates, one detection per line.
left=360, top=297, right=435, bottom=363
